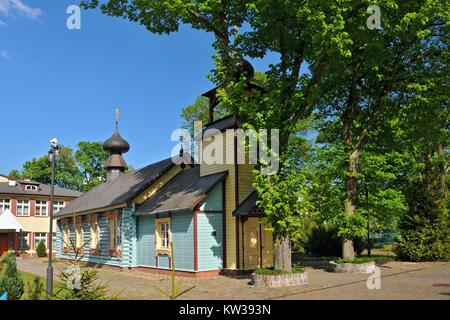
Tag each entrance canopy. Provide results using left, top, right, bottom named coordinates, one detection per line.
left=0, top=209, right=26, bottom=232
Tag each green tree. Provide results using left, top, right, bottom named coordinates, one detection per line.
left=312, top=0, right=448, bottom=259
left=81, top=0, right=449, bottom=265
left=75, top=141, right=109, bottom=192
left=0, top=252, right=25, bottom=300
left=8, top=141, right=109, bottom=192
left=17, top=146, right=83, bottom=190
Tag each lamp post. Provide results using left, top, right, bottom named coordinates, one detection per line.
left=47, top=138, right=59, bottom=296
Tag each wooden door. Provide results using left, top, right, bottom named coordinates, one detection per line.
left=0, top=234, right=8, bottom=256
left=244, top=218, right=260, bottom=270
left=261, top=223, right=274, bottom=268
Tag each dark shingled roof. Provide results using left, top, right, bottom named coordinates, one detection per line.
left=233, top=190, right=264, bottom=217
left=56, top=158, right=175, bottom=217
left=0, top=181, right=82, bottom=198
left=135, top=166, right=228, bottom=216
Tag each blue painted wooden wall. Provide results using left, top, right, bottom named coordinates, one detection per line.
left=197, top=213, right=223, bottom=271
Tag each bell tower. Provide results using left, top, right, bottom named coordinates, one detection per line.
left=103, top=108, right=130, bottom=182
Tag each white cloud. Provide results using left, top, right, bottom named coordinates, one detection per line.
left=0, top=49, right=10, bottom=59
left=0, top=0, right=42, bottom=21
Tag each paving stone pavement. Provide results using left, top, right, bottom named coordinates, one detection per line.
left=16, top=258, right=450, bottom=300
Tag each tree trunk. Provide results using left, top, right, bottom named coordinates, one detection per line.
left=274, top=235, right=292, bottom=272
left=343, top=148, right=360, bottom=260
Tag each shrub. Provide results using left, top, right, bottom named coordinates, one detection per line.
left=396, top=215, right=450, bottom=261
left=396, top=176, right=450, bottom=262
left=305, top=224, right=365, bottom=257
left=36, top=241, right=47, bottom=258
left=0, top=252, right=25, bottom=300
left=26, top=276, right=44, bottom=300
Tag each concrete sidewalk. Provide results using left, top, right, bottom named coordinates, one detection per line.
left=16, top=258, right=450, bottom=300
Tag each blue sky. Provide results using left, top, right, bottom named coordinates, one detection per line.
left=0, top=0, right=280, bottom=174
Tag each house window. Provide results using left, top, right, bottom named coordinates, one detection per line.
left=51, top=232, right=56, bottom=250
left=62, top=222, right=70, bottom=251
left=34, top=233, right=47, bottom=249
left=108, top=216, right=121, bottom=254
left=53, top=201, right=65, bottom=213
left=0, top=199, right=10, bottom=213
left=20, top=233, right=29, bottom=250
left=155, top=218, right=171, bottom=254
left=35, top=200, right=48, bottom=216
left=90, top=220, right=100, bottom=250
left=75, top=219, right=84, bottom=249
left=16, top=200, right=30, bottom=216
left=25, top=185, right=38, bottom=191
left=160, top=223, right=169, bottom=248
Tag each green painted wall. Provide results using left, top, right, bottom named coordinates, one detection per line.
left=171, top=211, right=194, bottom=271
left=136, top=215, right=156, bottom=267
left=197, top=213, right=223, bottom=271
left=199, top=183, right=223, bottom=211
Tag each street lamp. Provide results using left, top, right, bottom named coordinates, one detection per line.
left=47, top=138, right=59, bottom=296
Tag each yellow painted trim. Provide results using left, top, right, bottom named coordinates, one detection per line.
left=134, top=166, right=182, bottom=205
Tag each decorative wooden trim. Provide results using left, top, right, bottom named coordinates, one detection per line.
left=193, top=207, right=198, bottom=272
left=155, top=248, right=171, bottom=256
left=234, top=126, right=240, bottom=269
left=107, top=211, right=119, bottom=220
left=241, top=218, right=245, bottom=270
left=88, top=214, right=98, bottom=222
left=259, top=221, right=263, bottom=269
left=90, top=248, right=100, bottom=256
left=222, top=179, right=227, bottom=269
left=109, top=249, right=121, bottom=257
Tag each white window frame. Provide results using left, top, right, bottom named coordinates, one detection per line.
left=25, top=185, right=38, bottom=191
left=35, top=200, right=48, bottom=216
left=16, top=200, right=30, bottom=216
left=0, top=199, right=10, bottom=213
left=160, top=223, right=169, bottom=249
left=34, top=232, right=47, bottom=249
left=53, top=201, right=65, bottom=214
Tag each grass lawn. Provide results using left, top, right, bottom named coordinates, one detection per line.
left=19, top=271, right=67, bottom=300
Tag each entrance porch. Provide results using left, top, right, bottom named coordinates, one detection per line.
left=0, top=209, right=26, bottom=256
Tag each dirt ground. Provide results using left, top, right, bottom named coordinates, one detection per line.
left=16, top=257, right=450, bottom=300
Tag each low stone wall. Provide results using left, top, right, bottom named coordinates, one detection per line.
left=251, top=272, right=308, bottom=288
left=328, top=261, right=376, bottom=273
